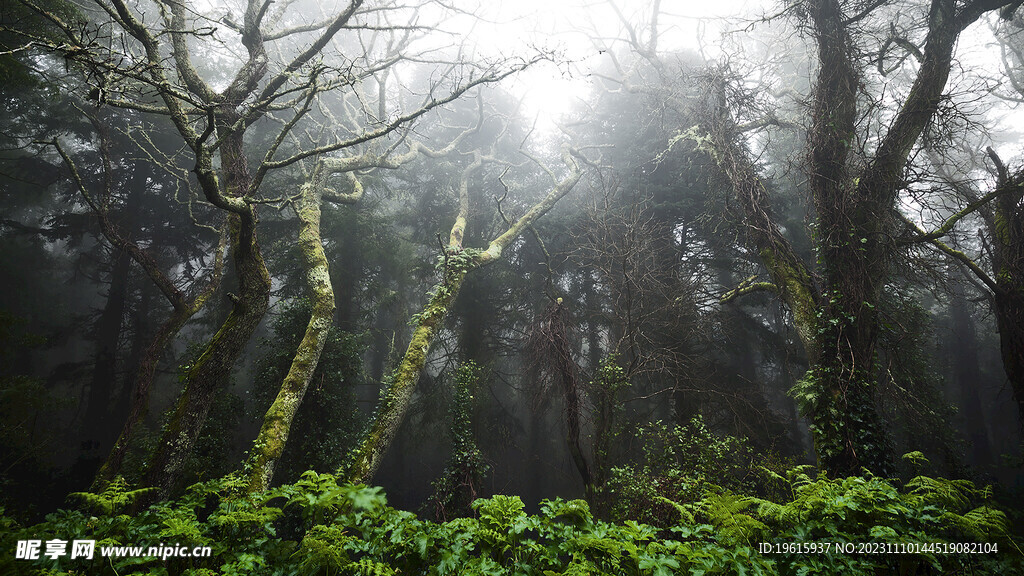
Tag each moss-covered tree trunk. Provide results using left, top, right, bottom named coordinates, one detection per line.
left=800, top=0, right=890, bottom=477
left=92, top=227, right=225, bottom=490
left=345, top=147, right=583, bottom=484
left=92, top=292, right=216, bottom=489
left=706, top=115, right=820, bottom=363
left=346, top=256, right=471, bottom=483
left=144, top=124, right=271, bottom=497
left=804, top=0, right=974, bottom=476
left=244, top=184, right=335, bottom=493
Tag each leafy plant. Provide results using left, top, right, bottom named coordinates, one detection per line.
left=69, top=477, right=155, bottom=516
left=427, top=362, right=491, bottom=521
left=601, top=416, right=765, bottom=526
left=3, top=465, right=1020, bottom=576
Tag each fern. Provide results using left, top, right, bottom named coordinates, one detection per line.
left=344, top=557, right=396, bottom=576
left=8, top=468, right=1022, bottom=576
left=696, top=490, right=767, bottom=546
left=69, top=476, right=156, bottom=516
left=158, top=508, right=207, bottom=543
left=939, top=506, right=1009, bottom=541
left=905, top=475, right=974, bottom=509
left=295, top=524, right=352, bottom=574
left=655, top=496, right=694, bottom=525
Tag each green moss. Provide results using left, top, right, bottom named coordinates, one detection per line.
left=345, top=267, right=469, bottom=484
left=994, top=210, right=1011, bottom=245
left=759, top=247, right=819, bottom=359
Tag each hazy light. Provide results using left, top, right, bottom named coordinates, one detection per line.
left=450, top=0, right=765, bottom=130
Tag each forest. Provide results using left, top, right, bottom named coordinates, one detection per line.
left=1, top=0, right=1023, bottom=574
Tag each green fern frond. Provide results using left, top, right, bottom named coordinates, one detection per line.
left=295, top=524, right=352, bottom=574
left=753, top=499, right=802, bottom=525
left=901, top=451, right=929, bottom=467
left=697, top=491, right=767, bottom=545
left=940, top=506, right=1009, bottom=541
left=159, top=512, right=206, bottom=542
left=69, top=476, right=156, bottom=516
left=905, top=475, right=974, bottom=509
left=344, top=557, right=396, bottom=576
left=656, top=496, right=694, bottom=525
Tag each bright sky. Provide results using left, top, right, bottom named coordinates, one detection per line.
left=451, top=0, right=766, bottom=129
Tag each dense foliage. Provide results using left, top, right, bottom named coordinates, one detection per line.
left=2, top=460, right=1019, bottom=576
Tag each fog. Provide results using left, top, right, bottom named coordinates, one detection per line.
left=1, top=0, right=1023, bottom=573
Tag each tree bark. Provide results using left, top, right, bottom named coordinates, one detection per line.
left=346, top=259, right=471, bottom=483
left=696, top=0, right=1013, bottom=476
left=989, top=163, right=1024, bottom=424
left=244, top=184, right=335, bottom=493
left=55, top=129, right=228, bottom=490
left=143, top=125, right=271, bottom=498
left=802, top=0, right=893, bottom=477
left=91, top=239, right=224, bottom=490
left=93, top=299, right=205, bottom=488
left=345, top=147, right=583, bottom=484
left=703, top=83, right=820, bottom=363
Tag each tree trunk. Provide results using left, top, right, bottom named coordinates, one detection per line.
left=994, top=290, right=1024, bottom=425
left=345, top=259, right=470, bottom=484
left=549, top=302, right=593, bottom=497
left=704, top=96, right=820, bottom=363
left=244, top=185, right=335, bottom=493
left=143, top=126, right=271, bottom=498
left=94, top=305, right=193, bottom=488
left=950, top=284, right=993, bottom=467
left=804, top=0, right=893, bottom=477
left=344, top=147, right=582, bottom=485
left=81, top=248, right=131, bottom=455
left=991, top=174, right=1024, bottom=425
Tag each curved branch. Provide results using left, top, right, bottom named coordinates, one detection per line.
left=898, top=212, right=1000, bottom=292
left=477, top=146, right=583, bottom=264
left=720, top=275, right=779, bottom=303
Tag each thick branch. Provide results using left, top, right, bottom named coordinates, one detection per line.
left=477, top=146, right=583, bottom=264
left=720, top=275, right=779, bottom=303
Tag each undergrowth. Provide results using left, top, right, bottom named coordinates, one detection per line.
left=1, top=462, right=1020, bottom=575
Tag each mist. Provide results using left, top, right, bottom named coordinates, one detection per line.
left=1, top=0, right=1022, bottom=573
